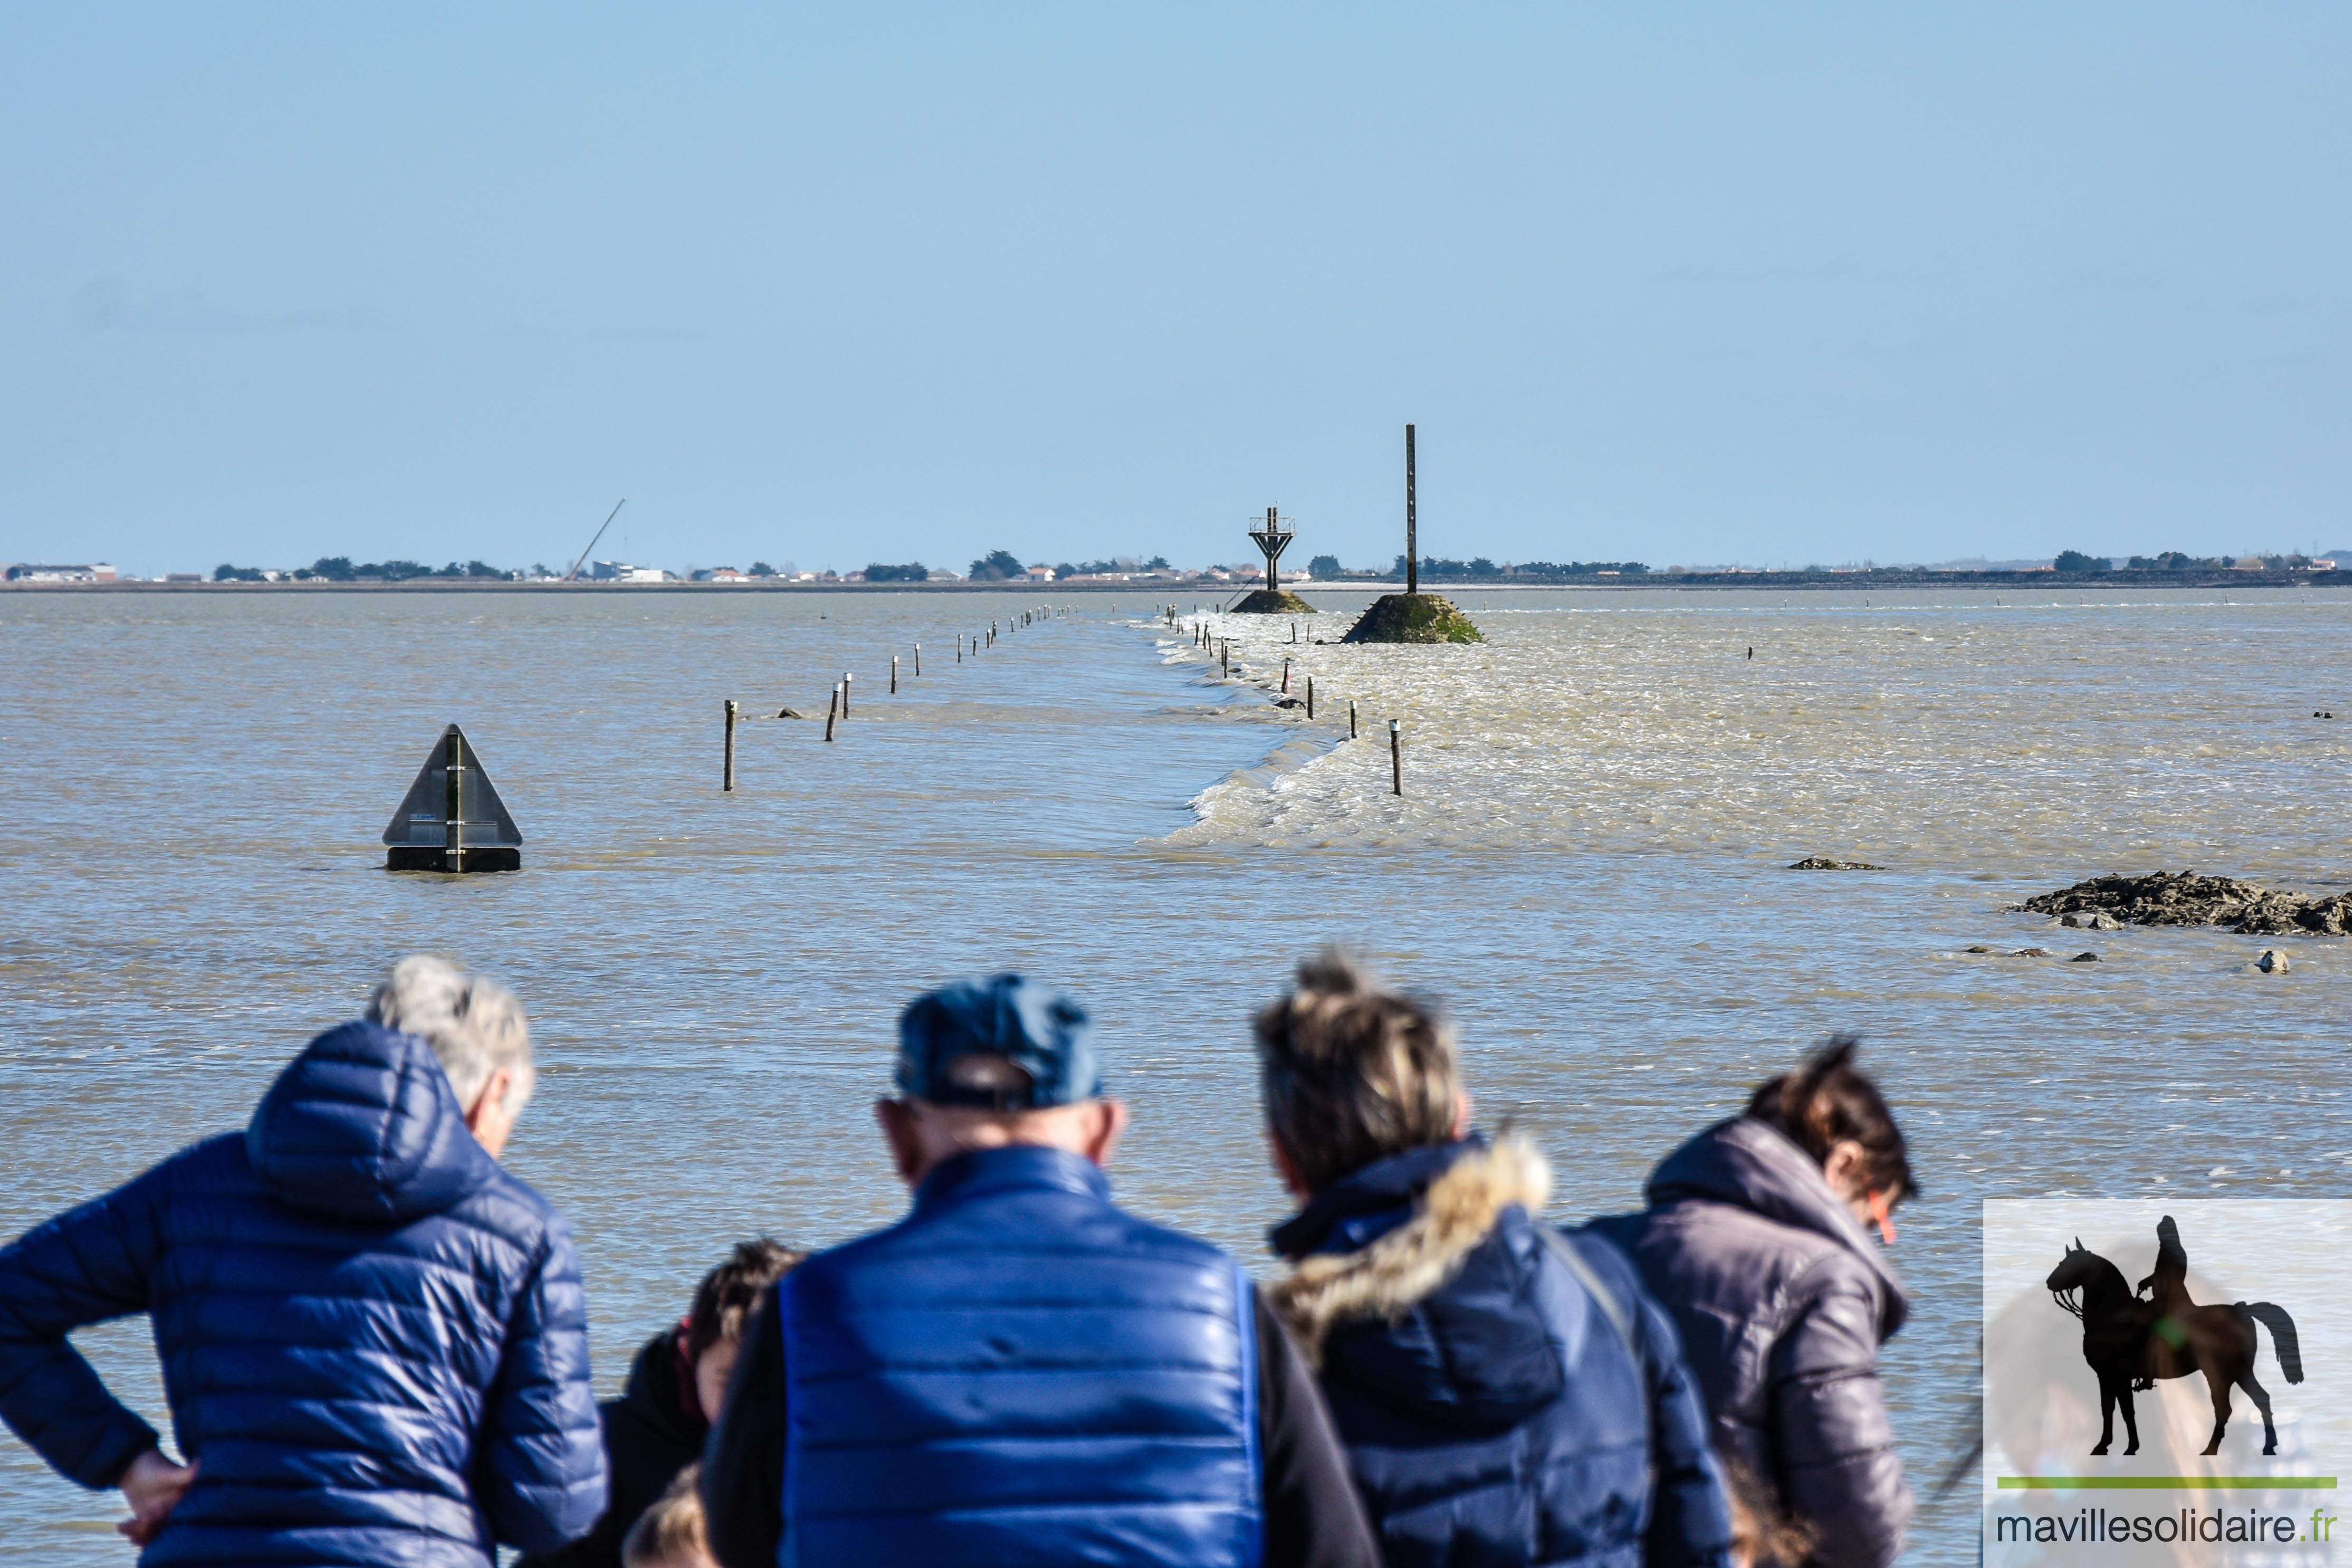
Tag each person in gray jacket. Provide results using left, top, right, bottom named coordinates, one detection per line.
left=1592, top=1040, right=1914, bottom=1568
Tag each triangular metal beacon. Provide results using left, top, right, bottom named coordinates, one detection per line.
left=382, top=724, right=523, bottom=873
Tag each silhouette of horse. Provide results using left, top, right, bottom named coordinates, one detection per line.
left=2047, top=1238, right=2302, bottom=1456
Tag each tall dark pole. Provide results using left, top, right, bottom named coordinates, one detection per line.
left=1405, top=424, right=1418, bottom=596
left=443, top=727, right=464, bottom=872
left=1265, top=506, right=1279, bottom=590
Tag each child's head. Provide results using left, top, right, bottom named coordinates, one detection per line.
left=1253, top=950, right=1466, bottom=1197
left=623, top=1465, right=713, bottom=1568
left=686, top=1239, right=803, bottom=1424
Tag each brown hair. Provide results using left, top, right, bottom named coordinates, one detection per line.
left=686, top=1239, right=804, bottom=1363
left=622, top=1464, right=710, bottom=1568
left=1745, top=1037, right=1916, bottom=1201
left=1253, top=950, right=1461, bottom=1194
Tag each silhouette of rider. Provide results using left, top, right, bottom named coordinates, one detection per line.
left=2134, top=1214, right=2191, bottom=1389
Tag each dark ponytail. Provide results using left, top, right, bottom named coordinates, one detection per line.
left=1746, top=1036, right=1916, bottom=1200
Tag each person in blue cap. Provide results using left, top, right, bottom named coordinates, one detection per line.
left=699, top=973, right=1380, bottom=1568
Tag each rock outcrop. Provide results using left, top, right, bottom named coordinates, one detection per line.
left=1789, top=857, right=1885, bottom=871
left=2018, top=871, right=2352, bottom=935
left=1340, top=592, right=1484, bottom=644
left=1229, top=588, right=1317, bottom=614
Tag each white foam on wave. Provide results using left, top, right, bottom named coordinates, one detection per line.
left=1146, top=595, right=2352, bottom=878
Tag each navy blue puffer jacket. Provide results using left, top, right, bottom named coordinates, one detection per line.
left=779, top=1143, right=1263, bottom=1567
left=1270, top=1136, right=1732, bottom=1568
left=0, top=1021, right=607, bottom=1566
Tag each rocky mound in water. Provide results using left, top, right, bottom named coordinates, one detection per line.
left=1789, top=857, right=1884, bottom=871
left=1340, top=592, right=1484, bottom=644
left=2018, top=871, right=2352, bottom=935
left=1227, top=588, right=1317, bottom=614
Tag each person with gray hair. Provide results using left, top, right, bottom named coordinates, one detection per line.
left=0, top=955, right=606, bottom=1566
left=368, top=954, right=537, bottom=1156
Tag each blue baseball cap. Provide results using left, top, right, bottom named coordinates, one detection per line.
left=896, top=974, right=1099, bottom=1111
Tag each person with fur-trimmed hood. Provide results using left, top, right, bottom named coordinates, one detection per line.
left=1255, top=952, right=1734, bottom=1568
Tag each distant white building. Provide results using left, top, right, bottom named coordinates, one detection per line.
left=1024, top=565, right=1055, bottom=581
left=4, top=562, right=117, bottom=583
left=590, top=561, right=672, bottom=583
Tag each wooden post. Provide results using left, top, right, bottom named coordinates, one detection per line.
left=1221, top=640, right=1230, bottom=676
left=825, top=684, right=839, bottom=742
left=914, top=643, right=922, bottom=676
left=1289, top=621, right=1296, bottom=644
left=891, top=655, right=899, bottom=694
left=1350, top=699, right=1359, bottom=739
left=1307, top=676, right=1315, bottom=719
left=957, top=639, right=963, bottom=664
left=1282, top=658, right=1291, bottom=694
left=1406, top=424, right=1418, bottom=596
left=1389, top=719, right=1402, bottom=796
left=842, top=671, right=853, bottom=716
left=444, top=727, right=464, bottom=872
left=723, top=699, right=738, bottom=792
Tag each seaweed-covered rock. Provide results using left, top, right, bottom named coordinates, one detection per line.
left=1789, top=856, right=1885, bottom=871
left=1229, top=588, right=1317, bottom=614
left=2017, top=871, right=2352, bottom=935
left=1340, top=592, right=1484, bottom=644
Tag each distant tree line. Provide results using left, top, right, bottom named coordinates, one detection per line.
left=1048, top=556, right=1171, bottom=578
left=1392, top=556, right=1649, bottom=580
left=863, top=562, right=930, bottom=582
left=2057, top=549, right=2320, bottom=573
left=214, top=558, right=511, bottom=582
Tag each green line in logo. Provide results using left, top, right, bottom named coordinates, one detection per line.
left=1997, top=1477, right=2337, bottom=1491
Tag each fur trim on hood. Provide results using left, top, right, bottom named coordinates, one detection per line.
left=1270, top=1135, right=1550, bottom=1365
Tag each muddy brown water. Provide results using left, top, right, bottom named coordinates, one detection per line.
left=4, top=585, right=2348, bottom=1563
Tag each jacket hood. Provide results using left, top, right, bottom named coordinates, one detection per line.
left=1646, top=1115, right=1907, bottom=1330
left=1270, top=1136, right=1569, bottom=1433
left=245, top=1020, right=500, bottom=1224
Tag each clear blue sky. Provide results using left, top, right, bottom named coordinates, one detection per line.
left=4, top=4, right=2346, bottom=576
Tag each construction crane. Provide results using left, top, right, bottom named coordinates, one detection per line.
left=563, top=499, right=627, bottom=582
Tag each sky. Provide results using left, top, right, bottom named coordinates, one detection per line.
left=2, top=4, right=2346, bottom=577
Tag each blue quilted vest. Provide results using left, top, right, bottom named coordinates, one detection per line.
left=778, top=1145, right=1263, bottom=1567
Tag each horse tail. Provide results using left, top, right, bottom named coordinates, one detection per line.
left=2240, top=1302, right=2304, bottom=1384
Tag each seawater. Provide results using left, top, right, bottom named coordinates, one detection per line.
left=3, top=585, right=2348, bottom=1565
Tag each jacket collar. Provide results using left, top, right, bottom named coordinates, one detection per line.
left=1267, top=1135, right=1551, bottom=1365
left=622, top=1327, right=708, bottom=1447
left=1270, top=1137, right=1479, bottom=1260
left=912, top=1143, right=1111, bottom=1213
left=1647, top=1116, right=1907, bottom=1332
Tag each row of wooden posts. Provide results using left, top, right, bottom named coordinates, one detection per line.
left=1163, top=603, right=1406, bottom=798
left=721, top=601, right=1409, bottom=799
left=722, top=604, right=1065, bottom=792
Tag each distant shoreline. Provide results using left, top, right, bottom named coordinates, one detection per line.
left=5, top=569, right=2339, bottom=594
